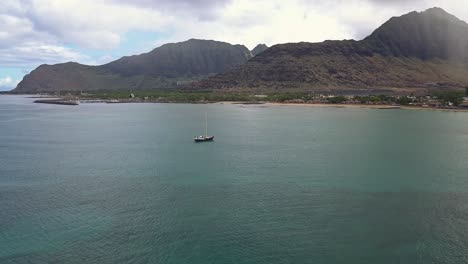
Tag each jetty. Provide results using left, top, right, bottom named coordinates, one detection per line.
left=34, top=99, right=79, bottom=106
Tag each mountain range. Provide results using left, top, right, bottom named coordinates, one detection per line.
left=14, top=39, right=259, bottom=93
left=13, top=7, right=468, bottom=95
left=194, top=7, right=468, bottom=94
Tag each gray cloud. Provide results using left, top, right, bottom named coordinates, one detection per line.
left=0, top=0, right=233, bottom=71
left=108, top=0, right=232, bottom=20
left=0, top=1, right=87, bottom=70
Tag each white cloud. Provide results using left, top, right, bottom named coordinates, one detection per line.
left=165, top=0, right=353, bottom=48
left=0, top=76, right=19, bottom=91
left=6, top=0, right=467, bottom=52
left=0, top=42, right=88, bottom=68
left=105, top=0, right=468, bottom=49
left=88, top=55, right=115, bottom=66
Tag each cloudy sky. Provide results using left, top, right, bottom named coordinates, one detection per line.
left=0, top=0, right=466, bottom=90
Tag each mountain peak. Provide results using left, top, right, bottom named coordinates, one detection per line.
left=419, top=7, right=466, bottom=25
left=194, top=8, right=468, bottom=93
left=364, top=7, right=468, bottom=62
left=422, top=7, right=450, bottom=16
left=251, top=44, right=269, bottom=56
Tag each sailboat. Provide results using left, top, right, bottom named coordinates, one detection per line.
left=194, top=112, right=214, bottom=142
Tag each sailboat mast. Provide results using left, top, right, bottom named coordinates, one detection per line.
left=205, top=112, right=208, bottom=136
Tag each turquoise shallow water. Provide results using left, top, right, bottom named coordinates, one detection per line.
left=1, top=95, right=468, bottom=263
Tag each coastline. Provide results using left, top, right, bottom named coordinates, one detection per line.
left=5, top=94, right=467, bottom=112
left=218, top=101, right=468, bottom=112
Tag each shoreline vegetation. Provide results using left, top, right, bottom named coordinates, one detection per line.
left=246, top=102, right=468, bottom=112
left=3, top=89, right=468, bottom=112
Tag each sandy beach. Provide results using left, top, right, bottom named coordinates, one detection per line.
left=218, top=101, right=468, bottom=112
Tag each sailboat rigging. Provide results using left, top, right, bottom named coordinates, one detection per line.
left=194, top=112, right=214, bottom=142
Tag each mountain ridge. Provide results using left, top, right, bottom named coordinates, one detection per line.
left=13, top=7, right=468, bottom=94
left=14, top=39, right=253, bottom=93
left=192, top=7, right=468, bottom=94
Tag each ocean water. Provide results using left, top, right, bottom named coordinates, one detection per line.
left=1, top=95, right=468, bottom=263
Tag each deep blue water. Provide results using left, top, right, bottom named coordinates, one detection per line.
left=1, top=95, right=468, bottom=263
